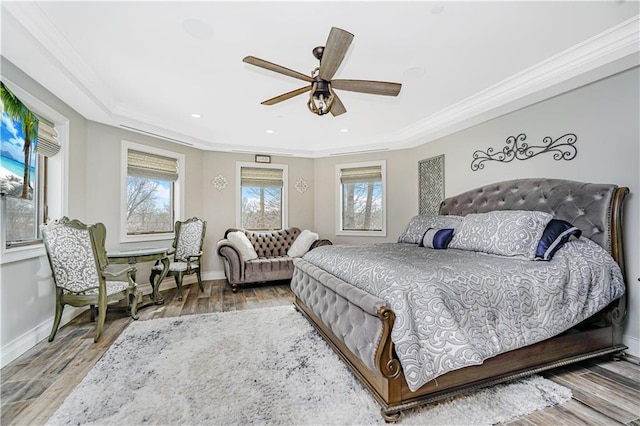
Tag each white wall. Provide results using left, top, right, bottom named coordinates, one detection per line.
left=1, top=57, right=88, bottom=365
left=200, top=151, right=316, bottom=273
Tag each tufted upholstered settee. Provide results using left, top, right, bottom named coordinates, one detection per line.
left=217, top=227, right=332, bottom=292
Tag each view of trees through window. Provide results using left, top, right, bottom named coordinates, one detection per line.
left=126, top=176, right=173, bottom=234
left=241, top=185, right=282, bottom=230
left=342, top=181, right=383, bottom=231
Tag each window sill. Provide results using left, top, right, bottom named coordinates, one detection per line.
left=1, top=243, right=46, bottom=264
left=336, top=230, right=387, bottom=237
left=119, top=233, right=175, bottom=244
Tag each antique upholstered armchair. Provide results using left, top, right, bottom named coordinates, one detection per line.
left=42, top=217, right=138, bottom=342
left=150, top=217, right=207, bottom=300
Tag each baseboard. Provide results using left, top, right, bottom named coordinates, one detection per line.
left=0, top=270, right=227, bottom=369
left=1, top=306, right=83, bottom=368
left=623, top=334, right=640, bottom=358
left=136, top=270, right=226, bottom=294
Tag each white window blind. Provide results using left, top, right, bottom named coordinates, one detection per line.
left=241, top=167, right=283, bottom=187
left=127, top=150, right=179, bottom=182
left=35, top=116, right=60, bottom=157
left=339, top=165, right=382, bottom=184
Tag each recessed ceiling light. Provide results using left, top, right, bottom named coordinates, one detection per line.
left=182, top=18, right=213, bottom=40
left=431, top=3, right=444, bottom=14
left=340, top=128, right=349, bottom=133
left=191, top=113, right=202, bottom=119
left=266, top=129, right=275, bottom=134
left=403, top=66, right=426, bottom=80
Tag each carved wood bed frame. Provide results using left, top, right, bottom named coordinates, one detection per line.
left=291, top=178, right=629, bottom=421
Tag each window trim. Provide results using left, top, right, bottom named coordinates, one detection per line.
left=235, top=161, right=288, bottom=230
left=120, top=140, right=185, bottom=243
left=335, top=160, right=387, bottom=237
left=0, top=77, right=68, bottom=264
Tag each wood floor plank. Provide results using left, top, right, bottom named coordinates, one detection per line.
left=554, top=399, right=622, bottom=426
left=1, top=401, right=29, bottom=425
left=548, top=372, right=639, bottom=424
left=195, top=296, right=210, bottom=314
left=1, top=279, right=638, bottom=426
left=590, top=359, right=640, bottom=383
left=504, top=417, right=537, bottom=425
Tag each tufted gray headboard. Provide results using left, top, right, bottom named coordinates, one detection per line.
left=439, top=178, right=628, bottom=260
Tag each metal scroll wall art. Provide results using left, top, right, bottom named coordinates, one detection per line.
left=470, top=133, right=577, bottom=171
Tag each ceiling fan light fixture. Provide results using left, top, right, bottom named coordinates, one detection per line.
left=307, top=80, right=336, bottom=116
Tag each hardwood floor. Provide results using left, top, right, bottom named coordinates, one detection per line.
left=2, top=279, right=639, bottom=425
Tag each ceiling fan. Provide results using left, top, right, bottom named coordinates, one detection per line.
left=243, top=27, right=402, bottom=117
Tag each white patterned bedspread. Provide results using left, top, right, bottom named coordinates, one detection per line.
left=302, top=238, right=625, bottom=391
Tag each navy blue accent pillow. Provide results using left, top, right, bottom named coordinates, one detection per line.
left=420, top=228, right=455, bottom=249
left=536, top=219, right=582, bottom=261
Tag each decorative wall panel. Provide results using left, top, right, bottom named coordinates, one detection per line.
left=419, top=155, right=444, bottom=215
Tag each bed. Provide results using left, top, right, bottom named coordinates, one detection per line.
left=290, top=178, right=629, bottom=421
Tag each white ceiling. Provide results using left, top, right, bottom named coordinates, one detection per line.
left=1, top=1, right=638, bottom=157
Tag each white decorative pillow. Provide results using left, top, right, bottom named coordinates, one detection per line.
left=397, top=215, right=463, bottom=244
left=449, top=210, right=552, bottom=259
left=287, top=229, right=319, bottom=258
left=227, top=231, right=258, bottom=261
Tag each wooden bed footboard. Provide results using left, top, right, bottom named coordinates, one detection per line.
left=293, top=277, right=626, bottom=421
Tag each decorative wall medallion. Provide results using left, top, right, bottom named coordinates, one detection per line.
left=211, top=174, right=228, bottom=191
left=419, top=155, right=444, bottom=215
left=471, top=133, right=577, bottom=171
left=295, top=178, right=309, bottom=194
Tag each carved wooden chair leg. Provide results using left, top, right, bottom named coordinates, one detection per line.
left=129, top=292, right=139, bottom=320
left=94, top=300, right=107, bottom=343
left=196, top=269, right=204, bottom=293
left=174, top=274, right=184, bottom=300
left=48, top=295, right=64, bottom=342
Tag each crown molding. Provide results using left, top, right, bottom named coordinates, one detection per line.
left=2, top=2, right=118, bottom=117
left=384, top=15, right=640, bottom=151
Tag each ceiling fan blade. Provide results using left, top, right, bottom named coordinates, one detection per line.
left=330, top=92, right=347, bottom=117
left=243, top=56, right=313, bottom=83
left=261, top=86, right=311, bottom=105
left=332, top=79, right=402, bottom=96
left=319, top=27, right=354, bottom=81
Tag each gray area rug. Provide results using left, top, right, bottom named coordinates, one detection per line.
left=47, top=306, right=571, bottom=425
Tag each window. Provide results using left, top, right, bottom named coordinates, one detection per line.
left=1, top=81, right=62, bottom=259
left=236, top=162, right=288, bottom=230
left=121, top=141, right=184, bottom=242
left=336, top=160, right=386, bottom=236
